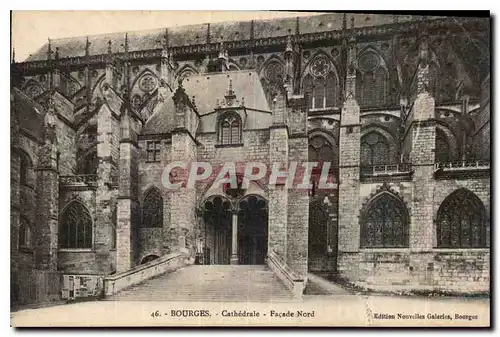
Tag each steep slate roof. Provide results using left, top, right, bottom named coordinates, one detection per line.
left=12, top=88, right=45, bottom=140
left=140, top=93, right=176, bottom=135
left=26, top=13, right=433, bottom=61
left=183, top=70, right=269, bottom=113
left=141, top=70, right=270, bottom=135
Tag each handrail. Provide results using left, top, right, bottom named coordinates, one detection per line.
left=103, top=252, right=191, bottom=296
left=267, top=251, right=305, bottom=300
left=360, top=163, right=413, bottom=176
left=60, top=174, right=98, bottom=186
left=434, top=160, right=490, bottom=170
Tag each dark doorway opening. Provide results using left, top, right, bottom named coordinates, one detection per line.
left=203, top=196, right=232, bottom=265
left=308, top=202, right=337, bottom=272
left=238, top=195, right=268, bottom=265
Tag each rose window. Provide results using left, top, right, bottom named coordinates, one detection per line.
left=265, top=61, right=284, bottom=83
left=139, top=75, right=158, bottom=93
left=357, top=50, right=380, bottom=73
left=311, top=57, right=330, bottom=77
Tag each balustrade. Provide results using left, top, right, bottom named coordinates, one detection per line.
left=59, top=174, right=97, bottom=186
left=360, top=163, right=412, bottom=177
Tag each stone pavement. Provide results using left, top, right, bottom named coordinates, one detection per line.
left=106, top=265, right=295, bottom=302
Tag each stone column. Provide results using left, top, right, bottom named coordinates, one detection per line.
left=337, top=96, right=361, bottom=280
left=170, top=84, right=198, bottom=256
left=116, top=105, right=140, bottom=273
left=95, top=102, right=115, bottom=274
left=336, top=33, right=361, bottom=281
left=35, top=110, right=59, bottom=271
left=409, top=30, right=436, bottom=251
left=406, top=30, right=436, bottom=285
left=230, top=211, right=238, bottom=265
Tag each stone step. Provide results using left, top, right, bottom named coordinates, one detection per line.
left=106, top=265, right=294, bottom=302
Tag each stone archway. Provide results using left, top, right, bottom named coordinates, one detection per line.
left=203, top=196, right=232, bottom=265
left=237, top=195, right=268, bottom=265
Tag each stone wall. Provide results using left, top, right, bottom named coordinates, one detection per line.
left=170, top=132, right=197, bottom=253
left=352, top=249, right=490, bottom=293
left=138, top=139, right=172, bottom=256
left=58, top=189, right=97, bottom=274
left=286, top=136, right=309, bottom=277
left=335, top=91, right=490, bottom=294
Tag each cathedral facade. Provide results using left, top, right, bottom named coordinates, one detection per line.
left=11, top=13, right=490, bottom=306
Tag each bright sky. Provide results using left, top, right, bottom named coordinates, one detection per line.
left=11, top=11, right=321, bottom=62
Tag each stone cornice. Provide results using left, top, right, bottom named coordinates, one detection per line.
left=15, top=17, right=487, bottom=75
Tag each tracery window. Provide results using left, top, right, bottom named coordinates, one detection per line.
left=308, top=135, right=335, bottom=163
left=139, top=74, right=158, bottom=93
left=59, top=201, right=93, bottom=249
left=265, top=61, right=284, bottom=83
left=428, top=62, right=440, bottom=100
left=19, top=217, right=31, bottom=249
left=146, top=141, right=161, bottom=163
left=142, top=188, right=163, bottom=228
left=360, top=132, right=390, bottom=166
left=360, top=193, right=409, bottom=248
left=355, top=50, right=389, bottom=107
left=437, top=189, right=486, bottom=248
left=219, top=112, right=242, bottom=145
left=263, top=60, right=284, bottom=103
left=303, top=56, right=338, bottom=110
left=19, top=151, right=31, bottom=186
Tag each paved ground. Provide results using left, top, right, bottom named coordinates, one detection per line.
left=106, top=265, right=294, bottom=302
left=11, top=265, right=490, bottom=327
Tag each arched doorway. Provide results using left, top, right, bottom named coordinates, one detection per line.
left=203, top=196, right=232, bottom=265
left=238, top=195, right=268, bottom=265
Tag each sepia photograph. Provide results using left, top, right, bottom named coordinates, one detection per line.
left=9, top=10, right=491, bottom=327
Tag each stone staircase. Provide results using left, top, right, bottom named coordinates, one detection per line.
left=105, top=265, right=295, bottom=302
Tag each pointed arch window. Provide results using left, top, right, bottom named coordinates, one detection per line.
left=303, top=56, right=338, bottom=110
left=355, top=50, right=389, bottom=107
left=60, top=201, right=93, bottom=249
left=218, top=112, right=242, bottom=145
left=303, top=74, right=313, bottom=110
left=308, top=135, right=335, bottom=163
left=142, top=188, right=163, bottom=228
left=19, top=217, right=31, bottom=249
left=437, top=189, right=486, bottom=248
left=263, top=60, right=285, bottom=104
left=361, top=193, right=409, bottom=248
left=361, top=132, right=390, bottom=166
left=428, top=62, right=440, bottom=100
left=19, top=151, right=32, bottom=186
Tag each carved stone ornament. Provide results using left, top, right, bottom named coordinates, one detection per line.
left=139, top=74, right=158, bottom=93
